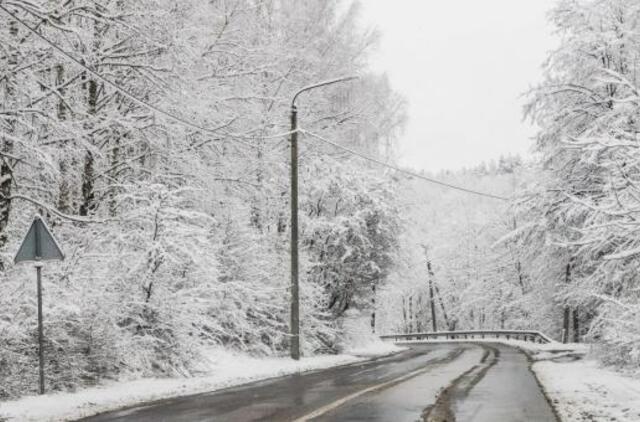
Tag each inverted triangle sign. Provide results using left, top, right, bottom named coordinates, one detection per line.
left=14, top=215, right=64, bottom=264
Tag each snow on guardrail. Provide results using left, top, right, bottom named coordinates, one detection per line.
left=380, top=329, right=553, bottom=344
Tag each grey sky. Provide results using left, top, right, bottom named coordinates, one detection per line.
left=358, top=0, right=558, bottom=172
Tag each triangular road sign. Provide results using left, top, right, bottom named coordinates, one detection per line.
left=14, top=215, right=64, bottom=264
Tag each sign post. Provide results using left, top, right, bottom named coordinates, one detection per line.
left=14, top=215, right=64, bottom=395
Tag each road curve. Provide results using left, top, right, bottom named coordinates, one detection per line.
left=79, top=343, right=557, bottom=422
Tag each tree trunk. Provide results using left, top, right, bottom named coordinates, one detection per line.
left=416, top=294, right=423, bottom=332
left=562, top=262, right=572, bottom=343
left=80, top=150, right=95, bottom=216
left=370, top=283, right=376, bottom=333
left=435, top=282, right=452, bottom=330
left=0, top=138, right=13, bottom=263
left=80, top=14, right=100, bottom=216
left=408, top=295, right=413, bottom=333
left=402, top=296, right=408, bottom=334
left=563, top=307, right=571, bottom=344
left=80, top=78, right=98, bottom=216
left=573, top=307, right=580, bottom=343
left=428, top=275, right=437, bottom=332
left=513, top=217, right=527, bottom=294
left=108, top=135, right=121, bottom=217
left=0, top=20, right=18, bottom=268
left=55, top=64, right=72, bottom=214
left=56, top=64, right=66, bottom=120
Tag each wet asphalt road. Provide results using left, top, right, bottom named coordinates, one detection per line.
left=452, top=344, right=558, bottom=421
left=79, top=343, right=557, bottom=422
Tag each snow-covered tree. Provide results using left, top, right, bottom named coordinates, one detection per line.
left=0, top=0, right=407, bottom=398
left=521, top=0, right=640, bottom=366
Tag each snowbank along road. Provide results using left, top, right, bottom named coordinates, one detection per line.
left=79, top=343, right=558, bottom=422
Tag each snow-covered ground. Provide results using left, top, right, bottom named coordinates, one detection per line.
left=340, top=314, right=406, bottom=357
left=534, top=358, right=640, bottom=422
left=530, top=348, right=640, bottom=422
left=0, top=343, right=402, bottom=422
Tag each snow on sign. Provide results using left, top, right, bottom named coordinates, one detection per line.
left=14, top=215, right=64, bottom=396
left=15, top=215, right=64, bottom=263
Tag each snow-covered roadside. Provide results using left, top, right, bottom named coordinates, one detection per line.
left=0, top=345, right=403, bottom=422
left=504, top=340, right=640, bottom=421
left=392, top=338, right=640, bottom=422
left=530, top=349, right=640, bottom=422
left=342, top=340, right=403, bottom=357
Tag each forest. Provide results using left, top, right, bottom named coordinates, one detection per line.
left=379, top=0, right=640, bottom=375
left=0, top=0, right=406, bottom=398
left=1, top=0, right=639, bottom=401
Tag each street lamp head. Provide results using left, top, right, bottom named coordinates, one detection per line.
left=291, top=75, right=360, bottom=108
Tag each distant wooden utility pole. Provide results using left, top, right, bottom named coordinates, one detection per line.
left=433, top=283, right=451, bottom=330
left=422, top=245, right=438, bottom=332
left=428, top=262, right=438, bottom=332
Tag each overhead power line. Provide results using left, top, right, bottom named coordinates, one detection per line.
left=300, top=129, right=510, bottom=201
left=1, top=5, right=511, bottom=201
left=0, top=4, right=243, bottom=143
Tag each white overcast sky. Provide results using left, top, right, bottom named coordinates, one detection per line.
left=357, top=0, right=559, bottom=172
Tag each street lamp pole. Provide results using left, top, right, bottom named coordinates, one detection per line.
left=289, top=76, right=358, bottom=360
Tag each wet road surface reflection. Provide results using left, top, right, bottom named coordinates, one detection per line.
left=81, top=344, right=465, bottom=422
left=80, top=343, right=557, bottom=422
left=313, top=345, right=483, bottom=421
left=452, top=344, right=557, bottom=422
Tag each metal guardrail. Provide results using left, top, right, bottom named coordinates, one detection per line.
left=380, top=329, right=553, bottom=344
